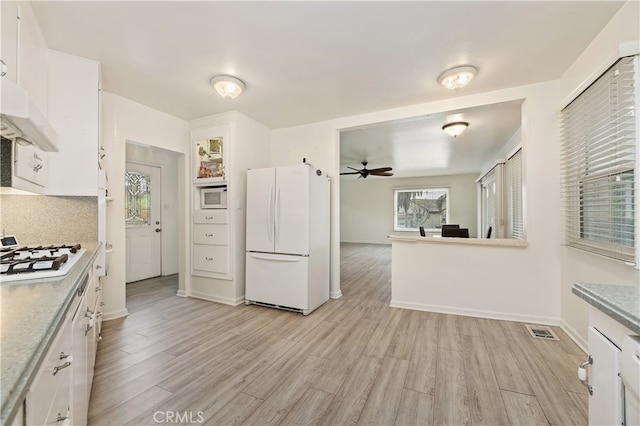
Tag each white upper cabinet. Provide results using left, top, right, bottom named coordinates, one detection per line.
left=46, top=51, right=100, bottom=196
left=0, top=2, right=49, bottom=114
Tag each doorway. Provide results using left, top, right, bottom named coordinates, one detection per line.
left=125, top=162, right=162, bottom=282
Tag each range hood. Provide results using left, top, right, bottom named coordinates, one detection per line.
left=0, top=77, right=58, bottom=152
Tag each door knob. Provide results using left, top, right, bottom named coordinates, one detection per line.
left=155, top=228, right=161, bottom=232
left=155, top=221, right=160, bottom=225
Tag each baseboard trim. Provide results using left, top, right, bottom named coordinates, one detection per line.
left=330, top=289, right=343, bottom=299
left=187, top=290, right=244, bottom=306
left=389, top=300, right=560, bottom=326
left=103, top=308, right=129, bottom=321
left=560, top=319, right=588, bottom=353
left=176, top=289, right=187, bottom=298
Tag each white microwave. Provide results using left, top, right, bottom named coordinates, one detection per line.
left=201, top=186, right=227, bottom=209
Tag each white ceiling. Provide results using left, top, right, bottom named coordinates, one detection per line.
left=30, top=1, right=623, bottom=131
left=340, top=100, right=523, bottom=178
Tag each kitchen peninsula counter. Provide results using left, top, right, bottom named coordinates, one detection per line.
left=0, top=242, right=99, bottom=425
left=387, top=234, right=528, bottom=247
left=388, top=234, right=558, bottom=325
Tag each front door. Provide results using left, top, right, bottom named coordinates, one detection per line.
left=125, top=162, right=161, bottom=283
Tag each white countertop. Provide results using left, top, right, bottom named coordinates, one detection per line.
left=387, top=235, right=528, bottom=247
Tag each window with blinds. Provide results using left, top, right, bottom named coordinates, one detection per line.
left=560, top=55, right=638, bottom=264
left=506, top=149, right=524, bottom=239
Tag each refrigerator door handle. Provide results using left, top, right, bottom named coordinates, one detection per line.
left=274, top=186, right=281, bottom=244
left=267, top=185, right=274, bottom=243
left=249, top=252, right=303, bottom=262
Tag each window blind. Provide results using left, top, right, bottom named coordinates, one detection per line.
left=506, top=149, right=524, bottom=239
left=480, top=164, right=503, bottom=238
left=560, top=55, right=638, bottom=263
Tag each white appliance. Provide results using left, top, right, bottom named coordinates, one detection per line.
left=200, top=186, right=228, bottom=209
left=0, top=243, right=86, bottom=282
left=245, top=164, right=330, bottom=315
left=0, top=76, right=58, bottom=151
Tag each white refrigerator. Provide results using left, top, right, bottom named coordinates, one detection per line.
left=245, top=164, right=330, bottom=315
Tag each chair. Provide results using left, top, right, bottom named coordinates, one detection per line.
left=442, top=225, right=469, bottom=238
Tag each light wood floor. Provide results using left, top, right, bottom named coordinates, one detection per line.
left=88, top=243, right=588, bottom=425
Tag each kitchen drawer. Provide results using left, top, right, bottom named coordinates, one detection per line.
left=193, top=224, right=229, bottom=245
left=27, top=315, right=72, bottom=425
left=193, top=209, right=227, bottom=224
left=193, top=244, right=229, bottom=274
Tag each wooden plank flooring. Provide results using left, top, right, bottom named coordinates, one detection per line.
left=88, top=243, right=587, bottom=425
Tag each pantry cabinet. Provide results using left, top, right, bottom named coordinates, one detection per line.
left=188, top=112, right=271, bottom=304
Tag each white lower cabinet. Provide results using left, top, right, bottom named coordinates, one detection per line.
left=26, top=311, right=72, bottom=425
left=192, top=209, right=230, bottom=278
left=71, top=285, right=89, bottom=426
left=586, top=326, right=623, bottom=426
left=193, top=244, right=230, bottom=274
left=24, top=261, right=103, bottom=426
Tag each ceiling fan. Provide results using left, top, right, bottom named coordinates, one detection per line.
left=340, top=161, right=393, bottom=178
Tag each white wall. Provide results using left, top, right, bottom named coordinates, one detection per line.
left=341, top=173, right=478, bottom=244
left=273, top=81, right=562, bottom=311
left=558, top=0, right=640, bottom=347
left=101, top=92, right=189, bottom=320
left=126, top=143, right=180, bottom=276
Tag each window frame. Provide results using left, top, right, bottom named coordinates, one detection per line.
left=560, top=54, right=638, bottom=265
left=393, top=187, right=450, bottom=232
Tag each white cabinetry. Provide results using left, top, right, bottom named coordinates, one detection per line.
left=581, top=308, right=633, bottom=425
left=0, top=3, right=49, bottom=112
left=13, top=143, right=47, bottom=186
left=26, top=315, right=72, bottom=426
left=192, top=209, right=230, bottom=277
left=586, top=326, right=622, bottom=426
left=46, top=51, right=100, bottom=196
left=71, top=281, right=89, bottom=426
left=188, top=112, right=271, bottom=304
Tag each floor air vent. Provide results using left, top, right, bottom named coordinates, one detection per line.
left=525, top=324, right=559, bottom=341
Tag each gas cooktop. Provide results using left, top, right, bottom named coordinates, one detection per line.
left=0, top=243, right=86, bottom=283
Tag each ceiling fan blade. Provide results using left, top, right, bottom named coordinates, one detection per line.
left=347, top=166, right=362, bottom=172
left=367, top=167, right=393, bottom=173
left=370, top=172, right=394, bottom=176
left=340, top=171, right=362, bottom=175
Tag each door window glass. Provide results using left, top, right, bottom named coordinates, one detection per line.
left=125, top=171, right=151, bottom=226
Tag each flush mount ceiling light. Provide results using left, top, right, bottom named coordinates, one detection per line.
left=438, top=66, right=478, bottom=90
left=442, top=121, right=469, bottom=137
left=210, top=75, right=245, bottom=99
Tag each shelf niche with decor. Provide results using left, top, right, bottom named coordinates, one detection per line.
left=194, top=136, right=226, bottom=186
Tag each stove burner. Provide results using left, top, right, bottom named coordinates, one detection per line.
left=0, top=244, right=81, bottom=276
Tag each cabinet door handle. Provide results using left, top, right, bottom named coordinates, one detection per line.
left=53, top=357, right=73, bottom=375
left=205, top=257, right=214, bottom=261
left=205, top=233, right=214, bottom=237
left=577, top=355, right=593, bottom=395
left=59, top=352, right=71, bottom=360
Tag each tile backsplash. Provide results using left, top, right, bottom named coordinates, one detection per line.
left=0, top=195, right=97, bottom=245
